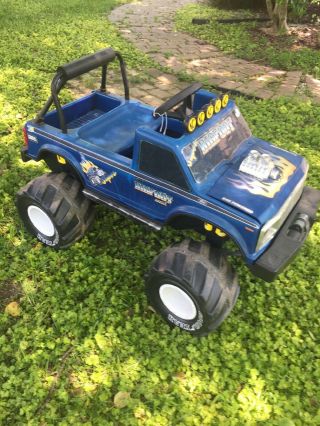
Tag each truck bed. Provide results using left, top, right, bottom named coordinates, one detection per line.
left=44, top=92, right=122, bottom=130
left=78, top=102, right=157, bottom=154
left=43, top=91, right=159, bottom=155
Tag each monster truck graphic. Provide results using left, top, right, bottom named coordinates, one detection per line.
left=80, top=154, right=117, bottom=186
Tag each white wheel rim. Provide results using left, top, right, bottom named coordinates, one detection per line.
left=159, top=284, right=197, bottom=320
left=27, top=205, right=55, bottom=237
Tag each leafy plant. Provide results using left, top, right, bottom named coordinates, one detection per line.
left=0, top=0, right=319, bottom=425
left=289, top=0, right=309, bottom=21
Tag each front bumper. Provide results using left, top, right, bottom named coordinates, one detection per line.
left=250, top=186, right=320, bottom=282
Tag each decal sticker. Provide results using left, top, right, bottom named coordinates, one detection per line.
left=186, top=116, right=235, bottom=167
left=239, top=149, right=281, bottom=180
left=28, top=134, right=38, bottom=143
left=134, top=181, right=173, bottom=206
left=245, top=227, right=255, bottom=233
left=80, top=154, right=117, bottom=186
left=167, top=312, right=203, bottom=331
left=229, top=149, right=296, bottom=198
left=37, top=233, right=59, bottom=246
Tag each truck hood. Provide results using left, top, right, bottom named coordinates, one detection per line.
left=206, top=139, right=308, bottom=224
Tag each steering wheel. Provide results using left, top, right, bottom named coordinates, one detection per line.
left=153, top=82, right=203, bottom=117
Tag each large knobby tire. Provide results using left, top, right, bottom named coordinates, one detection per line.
left=15, top=172, right=95, bottom=248
left=145, top=239, right=239, bottom=337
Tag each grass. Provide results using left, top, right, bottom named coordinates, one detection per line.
left=0, top=0, right=320, bottom=424
left=175, top=4, right=320, bottom=77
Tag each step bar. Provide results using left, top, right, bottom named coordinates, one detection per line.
left=83, top=189, right=162, bottom=231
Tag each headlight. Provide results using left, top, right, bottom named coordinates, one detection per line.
left=256, top=218, right=281, bottom=252
left=256, top=174, right=307, bottom=252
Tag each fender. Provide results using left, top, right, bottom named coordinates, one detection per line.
left=38, top=144, right=85, bottom=184
left=166, top=205, right=259, bottom=261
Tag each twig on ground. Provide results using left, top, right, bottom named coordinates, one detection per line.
left=34, top=346, right=74, bottom=417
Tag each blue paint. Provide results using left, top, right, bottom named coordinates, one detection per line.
left=23, top=88, right=309, bottom=265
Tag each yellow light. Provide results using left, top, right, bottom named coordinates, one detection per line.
left=197, top=111, right=205, bottom=126
left=205, top=104, right=214, bottom=119
left=186, top=116, right=197, bottom=133
left=215, top=228, right=227, bottom=237
left=204, top=222, right=213, bottom=231
left=57, top=155, right=66, bottom=164
left=214, top=99, right=222, bottom=114
left=222, top=94, right=229, bottom=108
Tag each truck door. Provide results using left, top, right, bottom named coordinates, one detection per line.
left=132, top=141, right=190, bottom=221
left=79, top=153, right=132, bottom=205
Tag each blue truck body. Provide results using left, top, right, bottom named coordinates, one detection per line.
left=20, top=48, right=320, bottom=282
left=22, top=88, right=316, bottom=274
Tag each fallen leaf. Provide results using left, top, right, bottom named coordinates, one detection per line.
left=5, top=301, right=21, bottom=317
left=114, top=391, right=131, bottom=408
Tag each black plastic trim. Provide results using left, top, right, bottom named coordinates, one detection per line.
left=34, top=48, right=129, bottom=133
left=21, top=146, right=31, bottom=162
left=154, top=83, right=202, bottom=116
left=57, top=48, right=116, bottom=80
left=83, top=188, right=162, bottom=230
left=250, top=186, right=320, bottom=282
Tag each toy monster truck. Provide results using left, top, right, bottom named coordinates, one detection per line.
left=16, top=48, right=320, bottom=336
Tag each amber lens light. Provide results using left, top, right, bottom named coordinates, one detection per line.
left=23, top=127, right=28, bottom=146
left=197, top=111, right=205, bottom=126
left=214, top=99, right=222, bottom=113
left=205, top=104, right=214, bottom=119
left=222, top=94, right=229, bottom=108
left=186, top=116, right=197, bottom=133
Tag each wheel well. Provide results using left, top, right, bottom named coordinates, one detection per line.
left=167, top=214, right=205, bottom=234
left=167, top=214, right=242, bottom=253
left=39, top=150, right=84, bottom=185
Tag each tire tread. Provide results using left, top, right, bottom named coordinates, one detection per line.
left=146, top=238, right=239, bottom=336
left=16, top=172, right=94, bottom=248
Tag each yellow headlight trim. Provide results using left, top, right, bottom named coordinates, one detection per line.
left=222, top=94, right=229, bottom=108
left=214, top=99, right=222, bottom=114
left=197, top=111, right=205, bottom=126
left=205, top=104, right=214, bottom=119
left=186, top=116, right=197, bottom=133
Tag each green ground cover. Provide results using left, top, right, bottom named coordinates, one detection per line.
left=175, top=4, right=320, bottom=77
left=0, top=0, right=320, bottom=424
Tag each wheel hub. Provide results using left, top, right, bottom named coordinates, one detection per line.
left=27, top=205, right=55, bottom=237
left=159, top=284, right=197, bottom=320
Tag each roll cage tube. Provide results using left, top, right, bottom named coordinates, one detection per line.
left=34, top=48, right=130, bottom=133
left=154, top=82, right=202, bottom=119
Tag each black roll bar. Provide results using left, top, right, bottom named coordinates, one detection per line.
left=34, top=48, right=130, bottom=133
left=153, top=82, right=202, bottom=116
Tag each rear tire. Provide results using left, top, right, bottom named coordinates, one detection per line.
left=145, top=239, right=239, bottom=336
left=16, top=172, right=95, bottom=248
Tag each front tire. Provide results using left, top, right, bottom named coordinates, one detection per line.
left=16, top=172, right=95, bottom=248
left=145, top=239, right=239, bottom=336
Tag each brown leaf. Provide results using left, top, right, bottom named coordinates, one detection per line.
left=5, top=301, right=21, bottom=317
left=114, top=391, right=131, bottom=408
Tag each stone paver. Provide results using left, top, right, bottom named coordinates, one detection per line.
left=306, top=75, right=320, bottom=102
left=109, top=0, right=320, bottom=103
